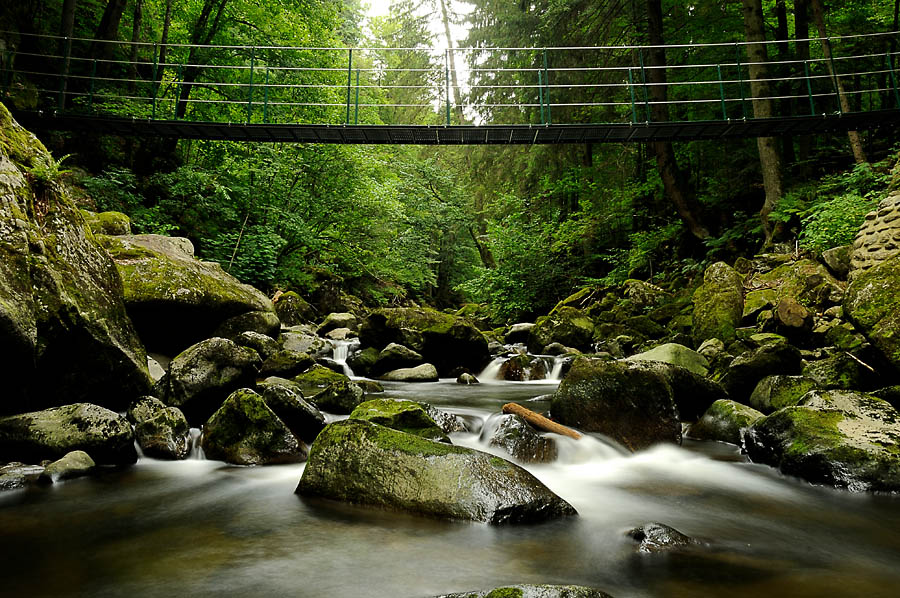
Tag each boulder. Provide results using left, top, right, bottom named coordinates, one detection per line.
left=81, top=210, right=132, bottom=236
left=309, top=380, right=366, bottom=415
left=0, top=105, right=151, bottom=414
left=822, top=244, right=852, bottom=280
left=692, top=262, right=744, bottom=345
left=281, top=327, right=330, bottom=356
left=844, top=255, right=900, bottom=371
left=504, top=322, right=535, bottom=345
left=719, top=343, right=802, bottom=402
left=457, top=373, right=479, bottom=385
left=273, top=290, right=315, bottom=326
left=482, top=414, right=557, bottom=463
left=379, top=363, right=440, bottom=382
left=0, top=403, right=136, bottom=465
left=39, top=450, right=95, bottom=483
left=155, top=337, right=262, bottom=425
left=434, top=586, right=613, bottom=598
left=296, top=419, right=576, bottom=524
left=347, top=346, right=379, bottom=377
left=359, top=307, right=489, bottom=376
left=213, top=310, right=280, bottom=340
left=324, top=327, right=353, bottom=340
left=201, top=388, right=305, bottom=465
left=745, top=390, right=900, bottom=491
left=626, top=522, right=701, bottom=553
left=498, top=354, right=549, bottom=381
left=349, top=398, right=449, bottom=441
left=774, top=297, right=814, bottom=341
left=1, top=463, right=43, bottom=491
left=625, top=343, right=709, bottom=376
left=97, top=232, right=274, bottom=354
left=744, top=259, right=845, bottom=314
left=128, top=397, right=191, bottom=460
left=371, top=343, right=424, bottom=376
left=685, top=400, right=764, bottom=446
left=551, top=359, right=681, bottom=451
left=528, top=307, right=595, bottom=353
left=355, top=379, right=385, bottom=394
left=260, top=349, right=315, bottom=379
left=747, top=375, right=819, bottom=414
left=624, top=279, right=670, bottom=309
left=802, top=352, right=871, bottom=390
left=234, top=330, right=280, bottom=361
left=293, top=364, right=349, bottom=395
left=317, top=312, right=358, bottom=335
left=634, top=360, right=727, bottom=422
left=256, top=377, right=325, bottom=443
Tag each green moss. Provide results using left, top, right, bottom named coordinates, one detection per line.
left=313, top=419, right=462, bottom=459
left=484, top=588, right=524, bottom=598
left=779, top=408, right=846, bottom=455
left=293, top=365, right=348, bottom=392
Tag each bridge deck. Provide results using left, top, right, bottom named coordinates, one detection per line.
left=13, top=109, right=900, bottom=144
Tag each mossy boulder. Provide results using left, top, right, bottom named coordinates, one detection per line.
left=281, top=327, right=330, bottom=356
left=155, top=337, right=262, bottom=425
left=719, top=343, right=802, bottom=402
left=0, top=105, right=151, bottom=414
left=273, top=290, right=315, bottom=326
left=747, top=375, right=819, bottom=414
left=692, top=262, right=744, bottom=345
left=213, top=310, right=280, bottom=341
left=435, top=585, right=613, bottom=598
left=256, top=377, right=325, bottom=443
left=292, top=364, right=349, bottom=395
left=822, top=244, right=852, bottom=280
left=551, top=359, right=681, bottom=451
left=844, top=256, right=900, bottom=371
left=349, top=398, right=448, bottom=441
left=201, top=388, right=304, bottom=465
left=745, top=259, right=845, bottom=313
left=317, top=312, right=358, bottom=335
left=359, top=307, right=489, bottom=376
left=97, top=233, right=274, bottom=355
left=308, top=379, right=366, bottom=414
left=528, top=307, right=595, bottom=353
left=498, top=354, right=549, bottom=381
left=482, top=414, right=558, bottom=464
left=685, top=399, right=764, bottom=446
left=128, top=396, right=191, bottom=460
left=802, top=352, right=873, bottom=390
left=504, top=322, right=535, bottom=345
left=0, top=403, right=136, bottom=465
left=39, top=450, right=95, bottom=483
left=626, top=522, right=701, bottom=553
left=296, top=419, right=576, bottom=524
left=234, top=330, right=280, bottom=361
left=347, top=346, right=379, bottom=377
left=624, top=343, right=709, bottom=376
left=81, top=210, right=132, bottom=236
left=371, top=342, right=424, bottom=376
left=745, top=390, right=900, bottom=491
left=260, top=349, right=315, bottom=379
left=379, top=363, right=440, bottom=382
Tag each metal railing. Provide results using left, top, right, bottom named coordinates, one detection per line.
left=1, top=30, right=899, bottom=127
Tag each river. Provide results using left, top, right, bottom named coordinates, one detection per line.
left=2, top=379, right=899, bottom=597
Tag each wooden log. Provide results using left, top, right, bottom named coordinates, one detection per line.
left=501, top=403, right=581, bottom=440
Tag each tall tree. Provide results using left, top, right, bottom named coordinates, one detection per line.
left=128, top=0, right=143, bottom=90
left=176, top=0, right=229, bottom=119
left=92, top=0, right=128, bottom=67
left=742, top=0, right=784, bottom=243
left=438, top=0, right=464, bottom=122
left=646, top=0, right=710, bottom=240
left=810, top=0, right=867, bottom=164
left=155, top=0, right=173, bottom=85
left=57, top=0, right=77, bottom=108
left=795, top=0, right=813, bottom=163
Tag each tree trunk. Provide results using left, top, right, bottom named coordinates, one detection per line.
left=176, top=0, right=229, bottom=119
left=156, top=0, right=173, bottom=84
left=646, top=0, right=711, bottom=240
left=57, top=0, right=77, bottom=108
left=810, top=0, right=867, bottom=163
left=774, top=0, right=795, bottom=165
left=128, top=0, right=143, bottom=90
left=92, top=0, right=128, bottom=69
left=439, top=0, right=464, bottom=122
left=795, top=0, right=813, bottom=164
left=742, top=0, right=784, bottom=244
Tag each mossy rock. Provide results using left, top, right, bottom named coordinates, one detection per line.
left=750, top=259, right=845, bottom=311
left=292, top=364, right=349, bottom=395
left=260, top=349, right=315, bottom=379
left=134, top=404, right=192, bottom=460
left=528, top=307, right=596, bottom=353
left=347, top=346, right=379, bottom=377
left=273, top=290, right=315, bottom=327
left=378, top=363, right=440, bottom=382
left=497, top=354, right=549, bottom=381
left=686, top=399, right=764, bottom=446
left=692, top=262, right=744, bottom=345
left=308, top=379, right=366, bottom=414
left=256, top=377, right=325, bottom=443
left=39, top=450, right=95, bottom=483
left=625, top=343, right=709, bottom=376
left=201, top=388, right=304, bottom=466
left=80, top=210, right=131, bottom=236
left=234, top=330, right=280, bottom=361
left=844, top=255, right=900, bottom=371
left=549, top=286, right=607, bottom=315
left=483, top=414, right=558, bottom=464
left=371, top=342, right=424, bottom=376
left=747, top=375, right=819, bottom=414
left=213, top=310, right=280, bottom=341
left=435, top=585, right=613, bottom=598
left=297, top=419, right=576, bottom=524
left=745, top=390, right=900, bottom=491
left=349, top=398, right=448, bottom=441
left=719, top=343, right=802, bottom=402
left=802, top=353, right=872, bottom=391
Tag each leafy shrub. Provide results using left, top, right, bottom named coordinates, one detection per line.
left=799, top=193, right=875, bottom=251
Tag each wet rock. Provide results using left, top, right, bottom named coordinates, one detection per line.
left=0, top=462, right=44, bottom=490
left=359, top=307, right=489, bottom=376
left=543, top=342, right=580, bottom=356
left=281, top=327, right=330, bottom=357
left=692, top=262, right=744, bottom=345
left=347, top=346, right=379, bottom=377
left=260, top=349, right=315, bottom=379
left=155, top=337, right=262, bottom=425
left=483, top=414, right=557, bottom=463
left=626, top=522, right=701, bottom=553
left=0, top=105, right=152, bottom=414
left=747, top=375, right=819, bottom=414
left=720, top=343, right=802, bottom=402
left=551, top=359, right=681, bottom=451
left=81, top=209, right=132, bottom=235
left=434, top=585, right=614, bottom=598
left=420, top=403, right=468, bottom=434
left=256, top=377, right=325, bottom=443
left=505, top=322, right=535, bottom=344
left=297, top=419, right=576, bottom=524
left=802, top=352, right=871, bottom=390
left=128, top=396, right=191, bottom=460
left=372, top=342, right=424, bottom=376
left=498, top=354, right=549, bottom=381
left=201, top=388, right=304, bottom=465
left=745, top=390, right=900, bottom=491
left=457, top=373, right=479, bottom=384
left=873, top=385, right=900, bottom=410
left=379, top=363, right=440, bottom=382
left=528, top=307, right=595, bottom=353
left=744, top=259, right=844, bottom=314
left=822, top=244, right=852, bottom=280
left=234, top=330, right=280, bottom=361
left=293, top=364, right=349, bottom=395
left=309, top=380, right=366, bottom=415
left=273, top=290, right=315, bottom=327
left=349, top=398, right=449, bottom=441
left=317, top=312, right=358, bottom=335
left=213, top=310, right=280, bottom=340
left=98, top=233, right=274, bottom=355
left=356, top=379, right=384, bottom=394
left=0, top=403, right=136, bottom=465
left=39, top=450, right=95, bottom=483
left=774, top=297, right=814, bottom=341
left=324, top=327, right=353, bottom=340
left=844, top=255, right=900, bottom=371
left=686, top=400, right=764, bottom=446
left=625, top=343, right=709, bottom=376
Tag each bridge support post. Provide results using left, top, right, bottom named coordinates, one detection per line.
left=542, top=49, right=551, bottom=125
left=247, top=48, right=255, bottom=124
left=263, top=67, right=270, bottom=123
left=717, top=64, right=727, bottom=120
left=346, top=49, right=353, bottom=125
left=151, top=43, right=159, bottom=120
left=57, top=36, right=72, bottom=111
left=638, top=48, right=650, bottom=121
left=628, top=68, right=638, bottom=123
left=804, top=60, right=816, bottom=114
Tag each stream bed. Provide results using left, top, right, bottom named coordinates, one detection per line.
left=2, top=379, right=900, bottom=598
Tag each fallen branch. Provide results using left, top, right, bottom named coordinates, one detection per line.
left=502, top=403, right=581, bottom=440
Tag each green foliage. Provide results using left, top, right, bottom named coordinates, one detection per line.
left=24, top=153, right=73, bottom=187
left=799, top=193, right=875, bottom=252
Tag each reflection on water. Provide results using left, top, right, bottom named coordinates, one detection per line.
left=1, top=380, right=900, bottom=598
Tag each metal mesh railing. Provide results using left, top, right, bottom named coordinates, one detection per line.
left=2, top=30, right=899, bottom=127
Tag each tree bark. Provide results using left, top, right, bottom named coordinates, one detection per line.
left=646, top=0, right=711, bottom=240
left=742, top=0, right=784, bottom=244
left=57, top=0, right=77, bottom=108
left=92, top=0, right=128, bottom=68
left=810, top=0, right=867, bottom=163
left=774, top=0, right=795, bottom=165
left=502, top=403, right=581, bottom=439
left=795, top=0, right=812, bottom=164
left=156, top=0, right=173, bottom=84
left=439, top=0, right=464, bottom=122
left=128, top=0, right=143, bottom=90
left=176, top=0, right=229, bottom=119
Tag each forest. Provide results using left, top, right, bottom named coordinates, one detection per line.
left=1, top=0, right=899, bottom=321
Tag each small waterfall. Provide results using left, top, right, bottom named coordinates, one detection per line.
left=547, top=356, right=566, bottom=381
left=331, top=339, right=356, bottom=377
left=189, top=428, right=205, bottom=460
left=477, top=356, right=506, bottom=382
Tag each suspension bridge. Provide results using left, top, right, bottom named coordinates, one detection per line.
left=2, top=30, right=900, bottom=144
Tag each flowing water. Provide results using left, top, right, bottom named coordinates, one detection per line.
left=2, top=379, right=900, bottom=598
